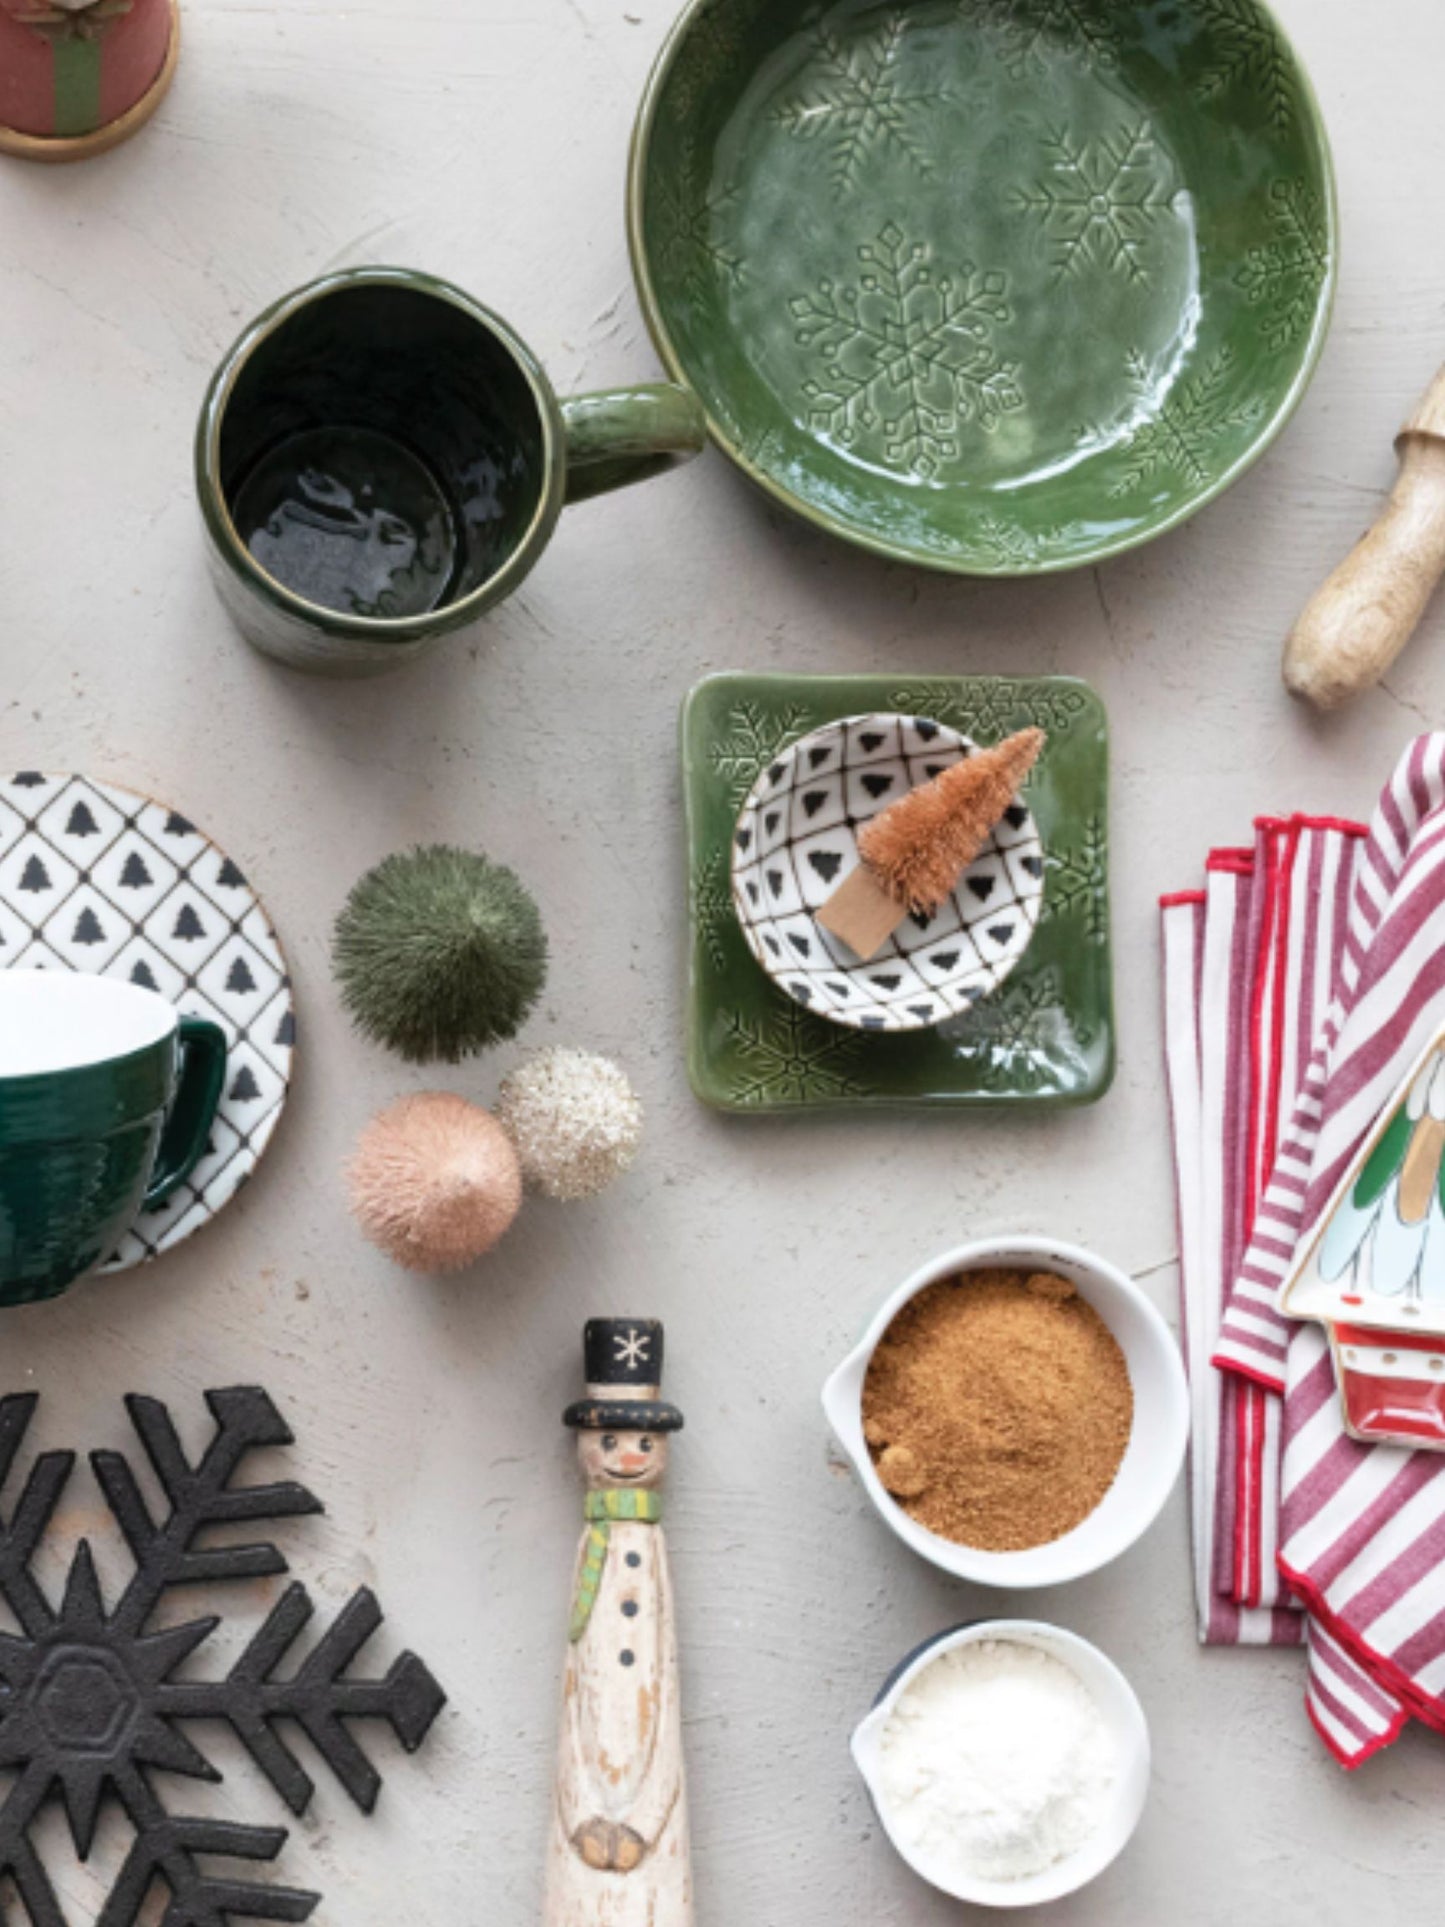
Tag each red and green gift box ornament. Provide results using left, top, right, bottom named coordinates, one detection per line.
left=0, top=0, right=177, bottom=160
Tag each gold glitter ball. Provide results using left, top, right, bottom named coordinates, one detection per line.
left=497, top=1048, right=643, bottom=1201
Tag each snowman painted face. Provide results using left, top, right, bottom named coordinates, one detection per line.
left=578, top=1428, right=668, bottom=1490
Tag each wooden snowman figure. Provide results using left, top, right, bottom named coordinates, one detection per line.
left=545, top=1317, right=693, bottom=1926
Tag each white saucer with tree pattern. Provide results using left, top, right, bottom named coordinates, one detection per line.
left=731, top=715, right=1044, bottom=1032
left=0, top=773, right=294, bottom=1270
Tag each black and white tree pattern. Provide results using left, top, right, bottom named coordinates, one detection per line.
left=0, top=1387, right=445, bottom=1925
left=0, top=774, right=295, bottom=1270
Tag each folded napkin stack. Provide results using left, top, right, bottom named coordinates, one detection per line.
left=1162, top=735, right=1445, bottom=1765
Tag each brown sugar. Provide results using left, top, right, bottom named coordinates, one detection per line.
left=876, top=1444, right=928, bottom=1499
left=861, top=1269, right=1134, bottom=1552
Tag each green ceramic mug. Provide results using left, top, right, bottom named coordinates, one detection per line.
left=195, top=266, right=708, bottom=677
left=0, top=971, right=228, bottom=1305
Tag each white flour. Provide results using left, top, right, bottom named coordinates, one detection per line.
left=877, top=1638, right=1117, bottom=1884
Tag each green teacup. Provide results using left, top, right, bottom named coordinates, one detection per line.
left=0, top=971, right=228, bottom=1305
left=195, top=266, right=707, bottom=677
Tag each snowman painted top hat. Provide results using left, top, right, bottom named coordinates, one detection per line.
left=563, top=1318, right=685, bottom=1433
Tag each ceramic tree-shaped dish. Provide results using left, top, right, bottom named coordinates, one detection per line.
left=1282, top=1028, right=1445, bottom=1448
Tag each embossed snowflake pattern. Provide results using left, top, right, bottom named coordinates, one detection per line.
left=886, top=679, right=1089, bottom=740
left=1107, top=346, right=1265, bottom=498
left=770, top=13, right=945, bottom=197
left=959, top=970, right=1088, bottom=1094
left=1195, top=0, right=1295, bottom=129
left=1234, top=178, right=1328, bottom=350
left=650, top=156, right=744, bottom=303
left=1042, top=816, right=1108, bottom=943
left=706, top=699, right=813, bottom=807
left=791, top=225, right=1023, bottom=479
left=961, top=515, right=1094, bottom=570
left=983, top=0, right=1123, bottom=80
left=722, top=1004, right=868, bottom=1106
left=692, top=850, right=735, bottom=972
left=1015, top=122, right=1179, bottom=284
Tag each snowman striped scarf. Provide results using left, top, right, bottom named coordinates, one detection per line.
left=569, top=1490, right=663, bottom=1643
left=1162, top=736, right=1445, bottom=1764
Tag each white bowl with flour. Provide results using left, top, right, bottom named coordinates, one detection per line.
left=852, top=1620, right=1149, bottom=1907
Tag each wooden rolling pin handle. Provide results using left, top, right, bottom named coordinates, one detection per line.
left=1284, top=364, right=1445, bottom=711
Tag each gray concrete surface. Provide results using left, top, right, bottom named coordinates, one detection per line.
left=0, top=0, right=1442, bottom=1920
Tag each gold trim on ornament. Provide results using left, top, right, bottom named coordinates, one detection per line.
left=0, top=0, right=177, bottom=162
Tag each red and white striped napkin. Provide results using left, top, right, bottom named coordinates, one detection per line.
left=1163, top=736, right=1445, bottom=1765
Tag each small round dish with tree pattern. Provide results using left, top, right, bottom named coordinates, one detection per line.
left=730, top=714, right=1044, bottom=1033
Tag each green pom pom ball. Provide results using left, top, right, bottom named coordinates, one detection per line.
left=334, top=845, right=548, bottom=1063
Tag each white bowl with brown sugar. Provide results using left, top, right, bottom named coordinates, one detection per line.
left=822, top=1238, right=1189, bottom=1587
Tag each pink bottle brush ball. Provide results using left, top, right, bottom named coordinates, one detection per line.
left=348, top=1092, right=522, bottom=1273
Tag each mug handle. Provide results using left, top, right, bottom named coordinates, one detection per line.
left=144, top=1018, right=229, bottom=1210
left=560, top=383, right=706, bottom=504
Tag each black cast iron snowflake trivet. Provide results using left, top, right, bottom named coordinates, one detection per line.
left=0, top=1386, right=446, bottom=1925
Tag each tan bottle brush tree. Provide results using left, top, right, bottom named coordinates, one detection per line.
left=817, top=727, right=1046, bottom=961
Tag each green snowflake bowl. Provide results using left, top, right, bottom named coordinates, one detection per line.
left=628, top=0, right=1337, bottom=575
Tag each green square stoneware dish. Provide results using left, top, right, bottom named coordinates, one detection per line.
left=629, top=0, right=1336, bottom=575
left=682, top=672, right=1112, bottom=1110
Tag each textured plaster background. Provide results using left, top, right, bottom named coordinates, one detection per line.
left=0, top=1, right=1442, bottom=1920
